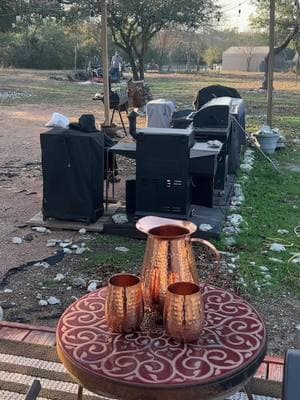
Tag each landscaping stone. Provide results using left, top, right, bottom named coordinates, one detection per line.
left=38, top=300, right=48, bottom=306
left=270, top=243, right=286, bottom=252
left=54, top=273, right=65, bottom=281
left=79, top=228, right=86, bottom=234
left=87, top=281, right=97, bottom=292
left=47, top=296, right=61, bottom=305
left=277, top=229, right=289, bottom=235
left=3, top=289, right=13, bottom=293
left=0, top=306, right=3, bottom=321
left=23, top=233, right=34, bottom=242
left=112, top=213, right=128, bottom=224
left=32, top=227, right=51, bottom=233
left=199, top=224, right=212, bottom=232
left=72, top=277, right=86, bottom=287
left=12, top=237, right=22, bottom=244
left=115, top=246, right=129, bottom=252
left=33, top=261, right=50, bottom=268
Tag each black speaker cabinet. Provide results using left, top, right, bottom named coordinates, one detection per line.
left=136, top=127, right=194, bottom=218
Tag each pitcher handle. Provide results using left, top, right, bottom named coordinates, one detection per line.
left=190, top=238, right=221, bottom=277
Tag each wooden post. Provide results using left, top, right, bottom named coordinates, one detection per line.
left=267, top=0, right=275, bottom=127
left=101, top=0, right=110, bottom=126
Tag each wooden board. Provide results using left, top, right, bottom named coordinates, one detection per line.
left=27, top=211, right=105, bottom=232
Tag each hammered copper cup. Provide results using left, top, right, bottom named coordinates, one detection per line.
left=164, top=282, right=204, bottom=343
left=105, top=273, right=144, bottom=333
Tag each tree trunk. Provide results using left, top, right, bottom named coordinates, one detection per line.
left=261, top=26, right=299, bottom=89
left=139, top=57, right=145, bottom=80
left=125, top=47, right=139, bottom=80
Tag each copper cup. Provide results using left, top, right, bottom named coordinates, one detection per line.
left=163, top=282, right=204, bottom=343
left=105, top=273, right=144, bottom=333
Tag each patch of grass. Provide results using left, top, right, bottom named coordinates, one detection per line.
left=85, top=234, right=145, bottom=275
left=223, top=149, right=300, bottom=298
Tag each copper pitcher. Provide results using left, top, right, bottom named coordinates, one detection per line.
left=136, top=216, right=220, bottom=313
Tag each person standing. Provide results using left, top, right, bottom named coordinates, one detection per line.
left=111, top=51, right=123, bottom=82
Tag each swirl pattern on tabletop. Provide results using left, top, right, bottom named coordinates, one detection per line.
left=57, top=284, right=266, bottom=386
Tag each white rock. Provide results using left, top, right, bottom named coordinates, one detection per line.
left=4, top=288, right=13, bottom=293
left=112, top=213, right=128, bottom=224
left=291, top=256, right=300, bottom=264
left=249, top=261, right=256, bottom=266
left=60, top=242, right=72, bottom=248
left=47, top=296, right=61, bottom=305
left=234, top=184, right=243, bottom=197
left=79, top=228, right=86, bottom=234
left=38, top=300, right=48, bottom=306
left=46, top=239, right=60, bottom=247
left=277, top=229, right=289, bottom=235
left=12, top=237, right=22, bottom=244
left=32, top=227, right=51, bottom=234
left=34, top=261, right=50, bottom=268
left=199, top=224, right=213, bottom=232
left=115, top=246, right=129, bottom=252
left=54, top=273, right=65, bottom=282
left=259, top=266, right=269, bottom=272
left=72, top=277, right=86, bottom=287
left=63, top=248, right=72, bottom=254
left=87, top=282, right=97, bottom=292
left=224, top=236, right=236, bottom=247
left=268, top=257, right=284, bottom=263
left=227, top=214, right=244, bottom=227
left=75, top=247, right=86, bottom=255
left=296, top=324, right=300, bottom=331
left=0, top=305, right=3, bottom=321
left=223, top=226, right=237, bottom=235
left=270, top=243, right=286, bottom=252
left=240, top=163, right=253, bottom=174
left=66, top=286, right=72, bottom=291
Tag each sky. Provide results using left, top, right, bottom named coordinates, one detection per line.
left=218, top=0, right=257, bottom=32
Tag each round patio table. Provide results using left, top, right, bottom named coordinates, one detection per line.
left=56, top=284, right=267, bottom=400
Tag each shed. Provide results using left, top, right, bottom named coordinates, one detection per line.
left=222, top=46, right=286, bottom=72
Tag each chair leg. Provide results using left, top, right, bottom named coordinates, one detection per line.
left=243, top=385, right=254, bottom=400
left=77, top=385, right=83, bottom=400
left=110, top=108, right=115, bottom=125
left=118, top=110, right=127, bottom=135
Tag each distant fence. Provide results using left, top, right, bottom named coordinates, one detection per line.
left=160, top=64, right=222, bottom=73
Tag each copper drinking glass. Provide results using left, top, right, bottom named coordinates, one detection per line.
left=105, top=273, right=144, bottom=333
left=163, top=281, right=204, bottom=343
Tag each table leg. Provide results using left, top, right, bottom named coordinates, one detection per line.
left=106, top=149, right=109, bottom=211
left=243, top=385, right=254, bottom=400
left=77, top=385, right=83, bottom=400
left=112, top=153, right=115, bottom=200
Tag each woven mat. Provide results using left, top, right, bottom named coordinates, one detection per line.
left=0, top=339, right=280, bottom=400
left=0, top=339, right=106, bottom=400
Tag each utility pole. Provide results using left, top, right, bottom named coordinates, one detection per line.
left=100, top=0, right=110, bottom=127
left=266, top=0, right=275, bottom=127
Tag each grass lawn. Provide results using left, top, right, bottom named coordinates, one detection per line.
left=1, top=69, right=299, bottom=301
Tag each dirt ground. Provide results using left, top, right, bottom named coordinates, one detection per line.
left=0, top=102, right=110, bottom=277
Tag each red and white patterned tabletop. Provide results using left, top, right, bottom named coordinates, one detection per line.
left=57, top=284, right=266, bottom=390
